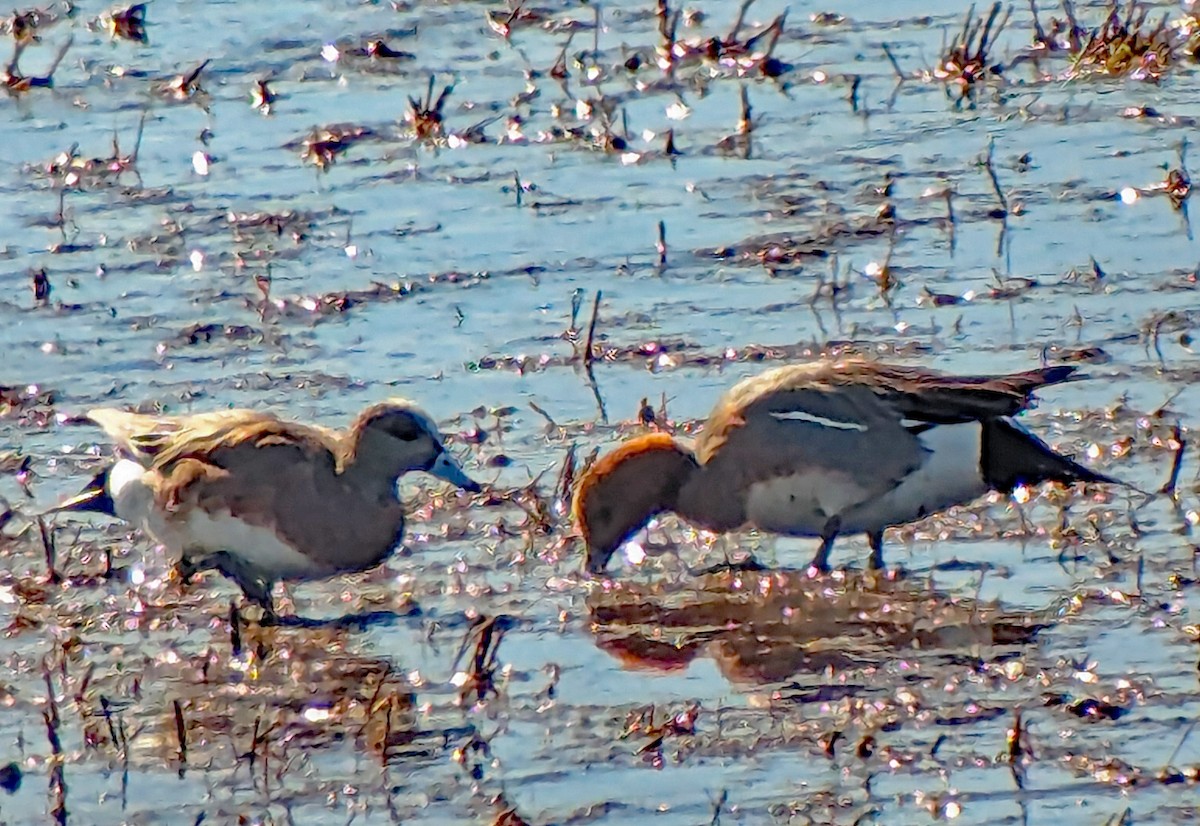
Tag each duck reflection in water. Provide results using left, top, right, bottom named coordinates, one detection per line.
left=587, top=569, right=1049, bottom=688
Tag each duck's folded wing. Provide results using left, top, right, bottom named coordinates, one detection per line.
left=697, top=383, right=928, bottom=498
left=86, top=408, right=271, bottom=465
left=154, top=434, right=396, bottom=573
left=841, top=363, right=1079, bottom=424
left=691, top=361, right=1081, bottom=517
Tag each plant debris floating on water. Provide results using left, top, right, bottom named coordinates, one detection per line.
left=293, top=123, right=374, bottom=171
left=933, top=2, right=1011, bottom=97
left=99, top=3, right=147, bottom=44
left=1028, top=0, right=1181, bottom=81
left=1, top=33, right=70, bottom=92
left=155, top=58, right=209, bottom=103
left=407, top=75, right=454, bottom=142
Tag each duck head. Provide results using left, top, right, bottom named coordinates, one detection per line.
left=572, top=433, right=698, bottom=575
left=349, top=400, right=481, bottom=492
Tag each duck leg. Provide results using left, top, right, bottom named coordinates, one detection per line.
left=207, top=552, right=278, bottom=624
left=867, top=530, right=885, bottom=570
left=177, top=554, right=199, bottom=584
left=808, top=517, right=841, bottom=573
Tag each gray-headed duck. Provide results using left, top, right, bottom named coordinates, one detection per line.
left=52, top=400, right=480, bottom=621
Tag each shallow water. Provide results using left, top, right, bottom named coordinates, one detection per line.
left=2, top=0, right=1200, bottom=823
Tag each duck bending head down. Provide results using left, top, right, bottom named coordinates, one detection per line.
left=573, top=359, right=1122, bottom=575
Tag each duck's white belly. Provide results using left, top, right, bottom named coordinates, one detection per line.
left=744, top=469, right=872, bottom=536
left=108, top=459, right=322, bottom=580
left=149, top=507, right=323, bottom=580
left=842, top=423, right=988, bottom=532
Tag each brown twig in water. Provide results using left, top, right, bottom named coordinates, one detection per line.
left=494, top=804, right=533, bottom=826
left=737, top=85, right=752, bottom=135
left=549, top=31, right=574, bottom=80
left=1159, top=423, right=1186, bottom=499
left=553, top=443, right=577, bottom=508
left=744, top=10, right=787, bottom=58
left=1163, top=719, right=1198, bottom=773
left=98, top=696, right=120, bottom=751
left=1028, top=0, right=1047, bottom=46
left=528, top=401, right=558, bottom=431
left=983, top=137, right=1008, bottom=215
left=664, top=128, right=679, bottom=156
left=4, top=34, right=72, bottom=91
left=246, top=716, right=262, bottom=765
left=656, top=220, right=667, bottom=266
left=173, top=699, right=188, bottom=768
left=656, top=0, right=680, bottom=81
left=725, top=0, right=754, bottom=45
left=453, top=615, right=514, bottom=704
left=37, top=516, right=59, bottom=583
left=937, top=2, right=1009, bottom=95
left=709, top=789, right=729, bottom=825
left=51, top=187, right=70, bottom=245
left=583, top=290, right=602, bottom=366
left=590, top=3, right=601, bottom=58
left=881, top=42, right=906, bottom=81
left=735, top=84, right=753, bottom=159
left=44, top=669, right=67, bottom=825
left=1006, top=709, right=1031, bottom=762
left=160, top=57, right=209, bottom=100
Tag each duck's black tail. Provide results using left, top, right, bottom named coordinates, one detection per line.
left=44, top=469, right=116, bottom=516
left=1001, top=364, right=1080, bottom=395
left=981, top=418, right=1121, bottom=493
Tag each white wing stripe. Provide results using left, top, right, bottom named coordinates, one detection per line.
left=770, top=410, right=868, bottom=431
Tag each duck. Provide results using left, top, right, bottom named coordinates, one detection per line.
left=573, top=359, right=1120, bottom=575
left=51, top=400, right=481, bottom=621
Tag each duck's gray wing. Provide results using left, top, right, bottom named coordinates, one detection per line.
left=838, top=363, right=1079, bottom=424
left=689, top=382, right=926, bottom=532
left=687, top=360, right=1081, bottom=527
left=156, top=428, right=404, bottom=574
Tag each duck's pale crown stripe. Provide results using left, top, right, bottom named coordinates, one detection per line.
left=769, top=410, right=869, bottom=432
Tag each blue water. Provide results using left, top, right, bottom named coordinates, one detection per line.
left=0, top=0, right=1198, bottom=822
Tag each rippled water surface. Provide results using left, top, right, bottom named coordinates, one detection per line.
left=3, top=0, right=1200, bottom=823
